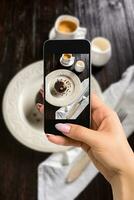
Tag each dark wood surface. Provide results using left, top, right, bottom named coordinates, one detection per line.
left=0, top=0, right=134, bottom=199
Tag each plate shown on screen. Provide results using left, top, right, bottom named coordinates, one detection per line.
left=45, top=69, right=82, bottom=107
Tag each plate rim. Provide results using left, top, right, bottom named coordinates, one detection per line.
left=2, top=60, right=70, bottom=152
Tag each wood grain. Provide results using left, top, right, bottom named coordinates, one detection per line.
left=0, top=0, right=134, bottom=200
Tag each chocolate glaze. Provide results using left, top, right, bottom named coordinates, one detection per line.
left=54, top=80, right=67, bottom=93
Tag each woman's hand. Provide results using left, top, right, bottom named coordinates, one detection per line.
left=46, top=94, right=134, bottom=199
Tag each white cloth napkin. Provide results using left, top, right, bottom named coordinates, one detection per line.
left=38, top=148, right=98, bottom=200
left=103, top=65, right=134, bottom=137
left=38, top=66, right=134, bottom=200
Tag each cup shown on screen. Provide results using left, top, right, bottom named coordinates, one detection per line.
left=91, top=37, right=112, bottom=67
left=74, top=60, right=85, bottom=72
left=55, top=15, right=87, bottom=39
left=60, top=53, right=75, bottom=67
left=62, top=53, right=72, bottom=64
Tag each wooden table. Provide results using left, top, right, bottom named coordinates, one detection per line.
left=0, top=0, right=134, bottom=199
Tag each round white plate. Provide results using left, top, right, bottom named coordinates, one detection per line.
left=60, top=57, right=74, bottom=67
left=46, top=69, right=82, bottom=107
left=2, top=61, right=70, bottom=152
left=2, top=60, right=102, bottom=152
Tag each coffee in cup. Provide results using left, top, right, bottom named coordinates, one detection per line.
left=63, top=53, right=72, bottom=60
left=58, top=20, right=77, bottom=33
left=55, top=15, right=87, bottom=39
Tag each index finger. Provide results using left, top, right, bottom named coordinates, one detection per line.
left=91, top=93, right=115, bottom=126
left=91, top=93, right=105, bottom=111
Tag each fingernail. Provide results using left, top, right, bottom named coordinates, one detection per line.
left=55, top=123, right=71, bottom=134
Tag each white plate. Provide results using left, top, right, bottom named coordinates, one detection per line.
left=46, top=69, right=82, bottom=107
left=2, top=61, right=70, bottom=152
left=2, top=60, right=102, bottom=152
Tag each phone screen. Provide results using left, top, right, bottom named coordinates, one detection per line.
left=44, top=40, right=90, bottom=135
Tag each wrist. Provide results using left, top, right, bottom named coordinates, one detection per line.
left=111, top=157, right=134, bottom=200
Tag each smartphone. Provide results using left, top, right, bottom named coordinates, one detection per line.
left=44, top=39, right=91, bottom=135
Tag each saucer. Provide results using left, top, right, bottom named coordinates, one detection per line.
left=49, top=27, right=57, bottom=40
left=46, top=69, right=82, bottom=107
left=2, top=61, right=70, bottom=152
left=49, top=27, right=86, bottom=40
left=60, top=57, right=75, bottom=67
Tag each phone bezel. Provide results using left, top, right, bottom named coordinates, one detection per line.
left=43, top=39, right=91, bottom=134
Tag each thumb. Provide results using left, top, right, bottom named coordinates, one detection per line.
left=55, top=123, right=100, bottom=147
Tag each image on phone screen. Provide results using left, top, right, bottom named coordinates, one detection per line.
left=44, top=40, right=90, bottom=135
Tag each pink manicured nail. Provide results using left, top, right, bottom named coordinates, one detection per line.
left=55, top=123, right=71, bottom=134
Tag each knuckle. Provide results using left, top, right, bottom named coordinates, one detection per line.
left=71, top=125, right=85, bottom=138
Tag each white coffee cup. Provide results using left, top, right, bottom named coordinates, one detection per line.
left=60, top=53, right=75, bottom=66
left=55, top=15, right=87, bottom=39
left=91, top=37, right=112, bottom=67
left=74, top=60, right=85, bottom=72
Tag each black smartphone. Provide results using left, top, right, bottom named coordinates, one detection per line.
left=44, top=39, right=91, bottom=135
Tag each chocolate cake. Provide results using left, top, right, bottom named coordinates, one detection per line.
left=54, top=80, right=67, bottom=93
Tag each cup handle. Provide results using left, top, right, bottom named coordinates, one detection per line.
left=75, top=27, right=87, bottom=38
